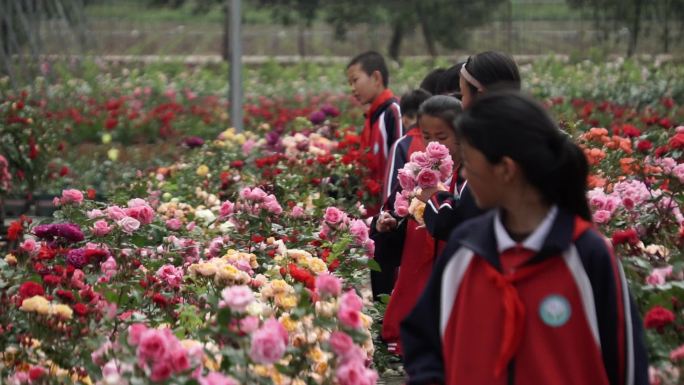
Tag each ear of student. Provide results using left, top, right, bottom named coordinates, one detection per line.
left=498, top=156, right=518, bottom=183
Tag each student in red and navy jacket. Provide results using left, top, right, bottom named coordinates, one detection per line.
left=370, top=89, right=432, bottom=301
left=401, top=91, right=648, bottom=385
left=346, top=51, right=402, bottom=216
left=373, top=96, right=482, bottom=355
left=422, top=51, right=521, bottom=241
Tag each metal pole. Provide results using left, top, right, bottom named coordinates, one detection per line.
left=229, top=0, right=243, bottom=132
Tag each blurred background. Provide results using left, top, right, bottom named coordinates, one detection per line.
left=2, top=0, right=684, bottom=84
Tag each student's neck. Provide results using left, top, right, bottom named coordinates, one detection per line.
left=501, top=190, right=551, bottom=236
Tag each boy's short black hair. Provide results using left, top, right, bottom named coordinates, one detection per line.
left=347, top=51, right=390, bottom=88
left=400, top=89, right=432, bottom=118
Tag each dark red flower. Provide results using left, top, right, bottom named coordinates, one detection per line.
left=611, top=229, right=639, bottom=246
left=659, top=118, right=672, bottom=129
left=230, top=160, right=244, bottom=169
left=654, top=146, right=669, bottom=158
left=43, top=275, right=61, bottom=286
left=59, top=166, right=69, bottom=177
left=287, top=263, right=315, bottom=289
left=28, top=366, right=46, bottom=382
left=364, top=179, right=381, bottom=196
left=19, top=282, right=45, bottom=299
left=56, top=290, right=75, bottom=302
left=152, top=293, right=169, bottom=307
left=105, top=117, right=118, bottom=130
left=636, top=140, right=652, bottom=153
left=644, top=306, right=675, bottom=331
left=251, top=235, right=265, bottom=243
left=662, top=97, right=675, bottom=109
left=619, top=124, right=641, bottom=138
left=73, top=303, right=88, bottom=316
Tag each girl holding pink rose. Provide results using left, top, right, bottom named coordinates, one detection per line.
left=421, top=50, right=522, bottom=242
left=374, top=95, right=481, bottom=355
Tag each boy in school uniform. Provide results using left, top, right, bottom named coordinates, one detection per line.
left=346, top=51, right=402, bottom=216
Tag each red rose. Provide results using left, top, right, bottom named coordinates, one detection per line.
left=152, top=293, right=169, bottom=307
left=7, top=220, right=23, bottom=241
left=19, top=282, right=45, bottom=299
left=59, top=166, right=70, bottom=177
left=28, top=366, right=46, bottom=381
left=105, top=117, right=118, bottom=130
left=662, top=97, right=675, bottom=109
left=87, top=188, right=97, bottom=200
left=636, top=140, right=652, bottom=153
left=56, top=290, right=75, bottom=302
left=644, top=306, right=675, bottom=331
left=659, top=118, right=672, bottom=129
left=669, top=132, right=684, bottom=150
left=43, top=274, right=61, bottom=286
left=73, top=303, right=88, bottom=316
left=620, top=124, right=641, bottom=138
left=611, top=229, right=639, bottom=246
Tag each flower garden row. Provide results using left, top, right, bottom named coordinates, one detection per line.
left=0, top=58, right=683, bottom=384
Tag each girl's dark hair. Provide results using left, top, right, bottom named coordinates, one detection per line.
left=462, top=51, right=521, bottom=96
left=419, top=68, right=446, bottom=95
left=418, top=95, right=463, bottom=132
left=455, top=91, right=591, bottom=220
left=400, top=89, right=432, bottom=119
left=435, top=62, right=465, bottom=96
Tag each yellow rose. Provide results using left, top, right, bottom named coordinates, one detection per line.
left=196, top=164, right=209, bottom=177
left=107, top=148, right=119, bottom=161
left=4, top=254, right=17, bottom=265
left=307, top=258, right=327, bottom=274
left=50, top=304, right=73, bottom=319
left=101, top=133, right=112, bottom=144
left=20, top=296, right=50, bottom=314
left=278, top=314, right=298, bottom=333
left=275, top=294, right=298, bottom=310
left=270, top=279, right=292, bottom=294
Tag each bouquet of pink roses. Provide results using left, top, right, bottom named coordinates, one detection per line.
left=394, top=142, right=454, bottom=225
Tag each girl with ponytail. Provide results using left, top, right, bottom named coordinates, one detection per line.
left=401, top=91, right=648, bottom=385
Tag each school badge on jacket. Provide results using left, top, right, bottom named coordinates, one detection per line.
left=539, top=294, right=571, bottom=327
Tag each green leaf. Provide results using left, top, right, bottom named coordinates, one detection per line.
left=367, top=258, right=381, bottom=272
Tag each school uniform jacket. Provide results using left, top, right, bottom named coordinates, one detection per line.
left=362, top=89, right=402, bottom=214
left=401, top=208, right=648, bottom=385
left=423, top=183, right=485, bottom=241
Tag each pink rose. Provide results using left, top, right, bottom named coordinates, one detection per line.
left=220, top=200, right=234, bottom=217
left=592, top=209, right=612, bottom=224
left=340, top=290, right=363, bottom=311
left=128, top=323, right=149, bottom=346
left=239, top=187, right=252, bottom=200
left=92, top=220, right=112, bottom=237
left=439, top=157, right=454, bottom=180
left=219, top=285, right=254, bottom=312
left=397, top=168, right=416, bottom=191
left=242, top=139, right=256, bottom=156
left=127, top=198, right=147, bottom=208
left=200, top=372, right=239, bottom=385
left=425, top=141, right=450, bottom=161
left=315, top=273, right=342, bottom=297
left=324, top=207, right=345, bottom=225
left=394, top=192, right=410, bottom=217
left=150, top=361, right=173, bottom=382
left=336, top=360, right=378, bottom=385
left=291, top=205, right=305, bottom=218
left=248, top=187, right=268, bottom=201
left=166, top=218, right=182, bottom=230
left=263, top=195, right=283, bottom=214
left=349, top=219, right=369, bottom=244
left=338, top=307, right=363, bottom=329
left=410, top=152, right=432, bottom=168
left=117, top=216, right=140, bottom=234
left=126, top=205, right=155, bottom=225
left=137, top=329, right=169, bottom=363
left=416, top=168, right=441, bottom=189
left=329, top=331, right=354, bottom=356
left=87, top=209, right=105, bottom=219
left=672, top=164, right=684, bottom=183
left=646, top=266, right=673, bottom=286
left=61, top=189, right=84, bottom=205
left=363, top=239, right=375, bottom=257
left=91, top=341, right=112, bottom=366
left=20, top=238, right=39, bottom=255
left=670, top=344, right=684, bottom=361
left=106, top=206, right=127, bottom=221
left=239, top=316, right=260, bottom=333
left=249, top=318, right=288, bottom=364
left=156, top=265, right=184, bottom=289
left=170, top=347, right=190, bottom=372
